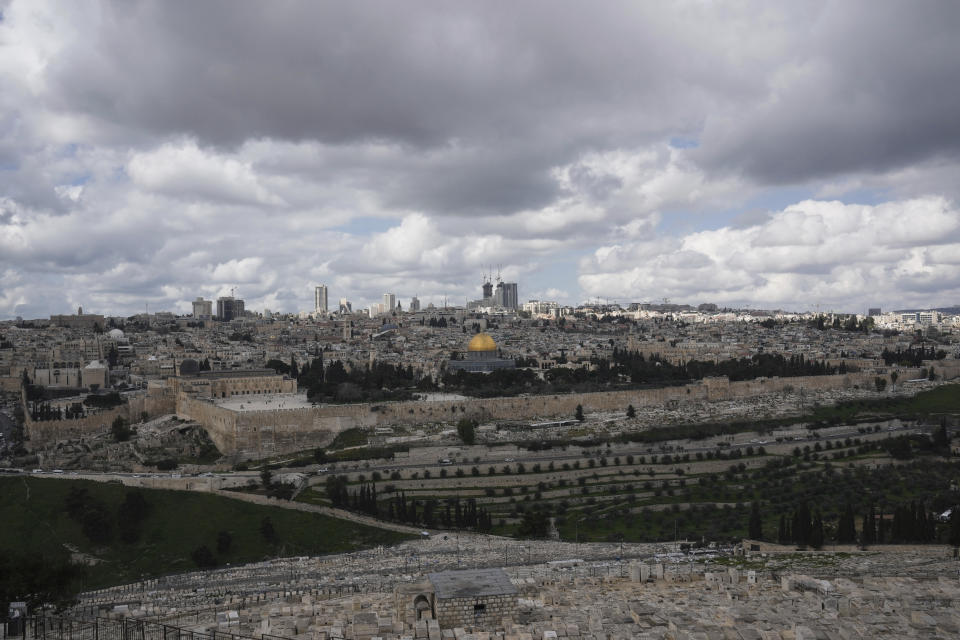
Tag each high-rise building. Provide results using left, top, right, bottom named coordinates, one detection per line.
left=482, top=279, right=493, bottom=300
left=501, top=282, right=518, bottom=310
left=491, top=282, right=518, bottom=309
left=339, top=298, right=352, bottom=313
left=216, top=296, right=245, bottom=321
left=410, top=296, right=421, bottom=312
left=383, top=293, right=397, bottom=315
left=314, top=285, right=329, bottom=314
left=868, top=307, right=882, bottom=317
left=192, top=297, right=213, bottom=320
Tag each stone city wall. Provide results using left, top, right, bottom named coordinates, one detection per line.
left=24, top=389, right=176, bottom=449
left=25, top=404, right=129, bottom=448
left=176, top=394, right=364, bottom=460
left=369, top=371, right=880, bottom=426
left=176, top=395, right=239, bottom=454
left=169, top=367, right=954, bottom=458
left=0, top=375, right=23, bottom=392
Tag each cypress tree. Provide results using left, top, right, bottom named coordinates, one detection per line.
left=838, top=504, right=857, bottom=544
left=794, top=503, right=812, bottom=546
left=862, top=506, right=875, bottom=546
left=749, top=502, right=763, bottom=540
left=949, top=509, right=960, bottom=547
left=810, top=512, right=825, bottom=549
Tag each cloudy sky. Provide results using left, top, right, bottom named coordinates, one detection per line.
left=2, top=1, right=960, bottom=319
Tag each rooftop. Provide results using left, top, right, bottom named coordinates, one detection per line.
left=215, top=393, right=315, bottom=412
left=183, top=369, right=280, bottom=380
left=428, top=568, right=517, bottom=599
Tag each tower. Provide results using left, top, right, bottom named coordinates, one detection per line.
left=216, top=296, right=244, bottom=321
left=315, top=285, right=329, bottom=314
left=383, top=293, right=397, bottom=315
left=192, top=297, right=213, bottom=320
left=501, top=282, right=518, bottom=310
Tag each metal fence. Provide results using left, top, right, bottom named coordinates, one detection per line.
left=3, top=618, right=287, bottom=640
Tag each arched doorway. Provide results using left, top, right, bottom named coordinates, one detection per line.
left=413, top=594, right=432, bottom=620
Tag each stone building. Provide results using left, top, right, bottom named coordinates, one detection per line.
left=168, top=369, right=297, bottom=399
left=32, top=360, right=108, bottom=389
left=421, top=568, right=518, bottom=629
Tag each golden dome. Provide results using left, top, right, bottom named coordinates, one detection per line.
left=467, top=332, right=497, bottom=352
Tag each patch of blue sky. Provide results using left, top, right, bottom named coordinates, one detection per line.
left=522, top=250, right=592, bottom=304
left=655, top=184, right=883, bottom=236
left=668, top=137, right=699, bottom=149
left=334, top=216, right=395, bottom=235
left=59, top=143, right=80, bottom=158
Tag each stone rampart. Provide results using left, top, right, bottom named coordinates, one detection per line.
left=25, top=405, right=129, bottom=448
left=0, top=375, right=22, bottom=392
left=176, top=394, right=365, bottom=460
left=179, top=371, right=926, bottom=459
left=23, top=388, right=176, bottom=449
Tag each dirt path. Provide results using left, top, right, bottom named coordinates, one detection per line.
left=211, top=489, right=425, bottom=535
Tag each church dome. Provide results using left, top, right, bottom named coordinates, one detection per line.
left=467, top=332, right=497, bottom=352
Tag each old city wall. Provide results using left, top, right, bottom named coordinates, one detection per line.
left=0, top=376, right=23, bottom=392
left=24, top=388, right=177, bottom=449
left=205, top=371, right=885, bottom=458
left=231, top=406, right=371, bottom=460
left=929, top=359, right=960, bottom=380
left=25, top=404, right=129, bottom=449
left=172, top=366, right=955, bottom=458
left=128, top=387, right=176, bottom=419
left=176, top=393, right=377, bottom=459
left=22, top=364, right=953, bottom=456
left=177, top=395, right=239, bottom=454
left=368, top=372, right=881, bottom=426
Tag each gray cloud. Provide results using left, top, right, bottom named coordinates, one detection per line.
left=696, top=2, right=960, bottom=184
left=1, top=1, right=959, bottom=318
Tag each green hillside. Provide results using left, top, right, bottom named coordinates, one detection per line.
left=0, top=477, right=411, bottom=593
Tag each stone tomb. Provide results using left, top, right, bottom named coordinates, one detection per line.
left=417, top=568, right=519, bottom=629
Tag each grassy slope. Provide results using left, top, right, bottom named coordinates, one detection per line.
left=0, top=477, right=411, bottom=590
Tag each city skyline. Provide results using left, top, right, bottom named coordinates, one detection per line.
left=2, top=2, right=960, bottom=319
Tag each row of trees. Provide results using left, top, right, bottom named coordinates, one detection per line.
left=266, top=344, right=860, bottom=406
left=324, top=476, right=493, bottom=531
left=881, top=345, right=948, bottom=366
left=774, top=504, right=826, bottom=548
left=768, top=500, right=950, bottom=547
left=809, top=314, right=875, bottom=333
left=267, top=355, right=420, bottom=403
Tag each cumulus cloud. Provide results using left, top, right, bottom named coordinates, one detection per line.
left=579, top=197, right=960, bottom=311
left=127, top=141, right=285, bottom=206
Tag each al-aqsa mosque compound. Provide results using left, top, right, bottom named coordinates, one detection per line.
left=446, top=332, right=516, bottom=373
